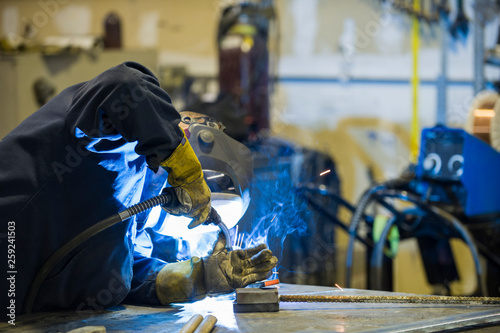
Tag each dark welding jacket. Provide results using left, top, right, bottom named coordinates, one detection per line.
left=0, top=62, right=184, bottom=314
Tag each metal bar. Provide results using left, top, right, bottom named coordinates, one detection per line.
left=179, top=314, right=203, bottom=333
left=193, top=315, right=217, bottom=333
left=279, top=294, right=500, bottom=305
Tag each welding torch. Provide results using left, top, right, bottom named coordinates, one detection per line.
left=162, top=186, right=232, bottom=251
left=203, top=206, right=232, bottom=251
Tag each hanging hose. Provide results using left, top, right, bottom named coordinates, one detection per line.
left=370, top=215, right=399, bottom=291
left=345, top=176, right=414, bottom=288
left=368, top=189, right=487, bottom=297
left=345, top=184, right=387, bottom=288
left=24, top=189, right=177, bottom=314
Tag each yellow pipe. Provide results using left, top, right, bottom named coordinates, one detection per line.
left=410, top=0, right=420, bottom=163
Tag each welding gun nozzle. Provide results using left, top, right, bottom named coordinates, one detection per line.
left=203, top=207, right=222, bottom=226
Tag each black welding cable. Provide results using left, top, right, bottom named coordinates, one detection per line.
left=369, top=214, right=398, bottom=291
left=296, top=182, right=359, bottom=213
left=370, top=189, right=487, bottom=296
left=345, top=184, right=385, bottom=288
left=296, top=184, right=374, bottom=248
left=23, top=190, right=175, bottom=314
left=428, top=204, right=487, bottom=296
left=345, top=177, right=411, bottom=288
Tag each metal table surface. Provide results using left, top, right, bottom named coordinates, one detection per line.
left=3, top=284, right=500, bottom=332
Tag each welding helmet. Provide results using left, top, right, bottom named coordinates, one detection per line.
left=154, top=111, right=253, bottom=237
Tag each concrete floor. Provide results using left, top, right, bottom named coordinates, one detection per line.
left=3, top=284, right=499, bottom=332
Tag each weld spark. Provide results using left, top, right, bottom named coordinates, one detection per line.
left=319, top=169, right=331, bottom=176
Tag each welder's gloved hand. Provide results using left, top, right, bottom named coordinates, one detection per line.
left=204, top=233, right=278, bottom=294
left=160, top=132, right=211, bottom=229
left=156, top=257, right=206, bottom=304
left=155, top=233, right=278, bottom=305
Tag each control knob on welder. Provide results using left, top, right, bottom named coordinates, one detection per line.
left=447, top=154, right=464, bottom=177
left=423, top=153, right=441, bottom=175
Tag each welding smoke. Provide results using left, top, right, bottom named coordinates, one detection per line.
left=236, top=139, right=313, bottom=272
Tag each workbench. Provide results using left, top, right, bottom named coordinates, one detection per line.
left=3, top=284, right=500, bottom=332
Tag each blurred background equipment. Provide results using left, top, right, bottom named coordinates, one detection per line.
left=186, top=0, right=278, bottom=142
left=465, top=90, right=498, bottom=145
left=344, top=124, right=500, bottom=296
left=103, top=12, right=122, bottom=49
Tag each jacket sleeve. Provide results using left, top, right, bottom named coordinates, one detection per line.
left=65, top=62, right=185, bottom=304
left=68, top=61, right=184, bottom=170
left=124, top=253, right=167, bottom=305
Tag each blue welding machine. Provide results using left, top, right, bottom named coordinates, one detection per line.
left=416, top=125, right=500, bottom=217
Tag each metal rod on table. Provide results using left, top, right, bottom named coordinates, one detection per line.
left=279, top=294, right=500, bottom=305
left=193, top=315, right=217, bottom=333
left=179, top=314, right=203, bottom=333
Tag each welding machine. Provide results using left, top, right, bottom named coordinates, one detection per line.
left=415, top=125, right=500, bottom=218
left=345, top=125, right=500, bottom=296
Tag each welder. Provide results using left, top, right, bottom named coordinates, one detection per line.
left=0, top=62, right=277, bottom=315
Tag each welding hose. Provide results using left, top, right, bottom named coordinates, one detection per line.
left=369, top=214, right=399, bottom=291
left=345, top=184, right=387, bottom=288
left=366, top=189, right=487, bottom=296
left=24, top=190, right=175, bottom=313
left=296, top=181, right=391, bottom=288
left=296, top=183, right=374, bottom=248
left=345, top=177, right=412, bottom=288
left=25, top=189, right=234, bottom=313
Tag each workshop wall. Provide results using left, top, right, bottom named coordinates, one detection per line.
left=1, top=0, right=496, bottom=295
left=0, top=0, right=219, bottom=73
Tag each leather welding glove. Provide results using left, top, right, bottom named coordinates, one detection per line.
left=155, top=233, right=278, bottom=304
left=160, top=131, right=211, bottom=228
left=203, top=232, right=278, bottom=294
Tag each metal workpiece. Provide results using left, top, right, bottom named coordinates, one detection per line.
left=279, top=294, right=500, bottom=305
left=235, top=288, right=279, bottom=304
left=233, top=288, right=280, bottom=313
